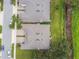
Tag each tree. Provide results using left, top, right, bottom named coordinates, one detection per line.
left=11, top=0, right=16, bottom=6
left=9, top=15, right=22, bottom=29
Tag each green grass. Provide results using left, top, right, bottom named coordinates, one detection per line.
left=50, top=0, right=66, bottom=42
left=0, top=0, right=3, bottom=11
left=0, top=25, right=2, bottom=33
left=12, top=43, right=33, bottom=59
left=16, top=45, right=33, bottom=59
left=11, top=44, right=14, bottom=58
left=50, top=0, right=67, bottom=59
left=11, top=0, right=16, bottom=6
left=72, top=1, right=79, bottom=59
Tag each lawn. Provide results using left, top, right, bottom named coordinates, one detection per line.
left=50, top=0, right=66, bottom=42
left=16, top=0, right=67, bottom=59
left=72, top=0, right=79, bottom=59
left=11, top=44, right=33, bottom=59
left=16, top=44, right=33, bottom=59
left=0, top=25, right=2, bottom=33
left=0, top=0, right=3, bottom=11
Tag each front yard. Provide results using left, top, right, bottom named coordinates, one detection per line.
left=16, top=45, right=33, bottom=59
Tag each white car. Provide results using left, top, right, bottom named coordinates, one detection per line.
left=7, top=50, right=11, bottom=58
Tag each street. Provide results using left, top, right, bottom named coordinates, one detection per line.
left=2, top=0, right=12, bottom=59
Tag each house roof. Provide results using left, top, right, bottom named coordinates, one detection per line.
left=17, top=24, right=50, bottom=49
left=17, top=0, right=50, bottom=22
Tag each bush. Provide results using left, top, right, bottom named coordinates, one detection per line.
left=16, top=43, right=21, bottom=48
left=0, top=25, right=2, bottom=33
left=11, top=0, right=16, bottom=6
left=32, top=39, right=67, bottom=59
left=16, top=16, right=22, bottom=29
left=10, top=15, right=22, bottom=29
left=0, top=0, right=3, bottom=11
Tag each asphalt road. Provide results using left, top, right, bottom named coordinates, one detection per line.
left=2, top=0, right=12, bottom=59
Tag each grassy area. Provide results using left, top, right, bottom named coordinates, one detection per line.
left=0, top=0, right=3, bottom=11
left=72, top=0, right=79, bottom=59
left=11, top=44, right=14, bottom=58
left=16, top=44, right=33, bottom=59
left=11, top=0, right=16, bottom=6
left=50, top=0, right=67, bottom=58
left=50, top=0, right=66, bottom=42
left=0, top=25, right=2, bottom=33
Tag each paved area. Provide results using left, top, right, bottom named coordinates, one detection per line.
left=17, top=0, right=50, bottom=22
left=2, top=0, right=12, bottom=59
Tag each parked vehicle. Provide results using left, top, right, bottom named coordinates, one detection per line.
left=7, top=50, right=11, bottom=58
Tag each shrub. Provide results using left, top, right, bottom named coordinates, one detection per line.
left=0, top=25, right=2, bottom=33
left=0, top=0, right=3, bottom=11
left=10, top=15, right=22, bottom=29
left=32, top=39, right=67, bottom=59
left=11, top=0, right=16, bottom=6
